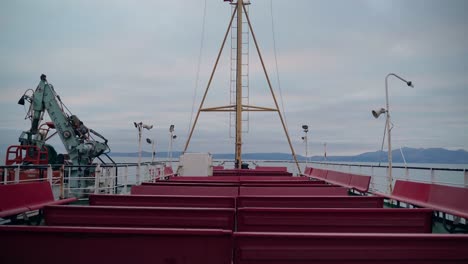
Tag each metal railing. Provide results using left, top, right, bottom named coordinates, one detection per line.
left=304, top=161, right=467, bottom=195
left=0, top=161, right=171, bottom=199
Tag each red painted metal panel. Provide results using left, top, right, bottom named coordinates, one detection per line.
left=213, top=169, right=293, bottom=177
left=239, top=176, right=308, bottom=181
left=170, top=176, right=240, bottom=182
left=378, top=180, right=468, bottom=218
left=0, top=182, right=76, bottom=218
left=45, top=205, right=236, bottom=230
left=326, top=170, right=352, bottom=187
left=310, top=168, right=328, bottom=179
left=145, top=181, right=322, bottom=188
left=0, top=183, right=34, bottom=213
left=163, top=166, right=174, bottom=175
left=239, top=186, right=348, bottom=196
left=0, top=207, right=29, bottom=218
left=240, top=182, right=329, bottom=187
left=237, top=196, right=384, bottom=208
left=131, top=185, right=239, bottom=196
left=427, top=184, right=468, bottom=218
left=237, top=208, right=432, bottom=233
left=0, top=226, right=232, bottom=264
left=89, top=194, right=236, bottom=208
left=303, top=167, right=313, bottom=176
left=349, top=174, right=371, bottom=192
left=392, top=180, right=431, bottom=203
left=28, top=197, right=78, bottom=210
left=255, top=166, right=288, bottom=172
left=142, top=182, right=239, bottom=187
left=234, top=232, right=468, bottom=264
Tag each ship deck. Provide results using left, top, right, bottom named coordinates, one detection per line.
left=1, top=166, right=468, bottom=263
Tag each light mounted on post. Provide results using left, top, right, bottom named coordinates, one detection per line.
left=134, top=121, right=154, bottom=183
left=372, top=72, right=414, bottom=194
left=18, top=95, right=26, bottom=105
left=301, top=124, right=309, bottom=166
left=168, top=125, right=176, bottom=168
left=146, top=138, right=156, bottom=163
left=372, top=108, right=387, bottom=119
left=143, top=124, right=153, bottom=130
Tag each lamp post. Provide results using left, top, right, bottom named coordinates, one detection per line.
left=168, top=125, right=177, bottom=168
left=301, top=125, right=309, bottom=166
left=146, top=138, right=156, bottom=163
left=134, top=122, right=153, bottom=183
left=323, top=142, right=327, bottom=161
left=372, top=73, right=413, bottom=194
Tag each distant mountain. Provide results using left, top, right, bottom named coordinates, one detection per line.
left=108, top=147, right=468, bottom=164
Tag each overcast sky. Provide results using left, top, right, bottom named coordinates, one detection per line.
left=1, top=0, right=467, bottom=158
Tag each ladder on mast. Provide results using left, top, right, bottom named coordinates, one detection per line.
left=183, top=0, right=301, bottom=173
left=229, top=4, right=250, bottom=137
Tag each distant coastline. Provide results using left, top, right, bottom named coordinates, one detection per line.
left=108, top=147, right=468, bottom=164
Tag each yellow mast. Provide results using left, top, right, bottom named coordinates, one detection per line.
left=235, top=0, right=243, bottom=168
left=183, top=0, right=302, bottom=174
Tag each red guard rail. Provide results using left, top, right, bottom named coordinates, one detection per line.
left=239, top=176, right=308, bottom=181
left=142, top=182, right=239, bottom=187
left=143, top=181, right=326, bottom=188
left=237, top=208, right=432, bottom=233
left=166, top=176, right=241, bottom=182
left=234, top=232, right=468, bottom=264
left=240, top=183, right=331, bottom=187
left=90, top=194, right=236, bottom=208
left=239, top=186, right=349, bottom=196
left=167, top=176, right=311, bottom=182
left=237, top=196, right=384, bottom=208
left=44, top=205, right=236, bottom=230
left=307, top=168, right=371, bottom=193
left=0, top=181, right=76, bottom=218
left=377, top=180, right=468, bottom=219
left=254, top=166, right=288, bottom=171
left=213, top=169, right=292, bottom=177
left=131, top=185, right=239, bottom=196
left=0, top=226, right=232, bottom=264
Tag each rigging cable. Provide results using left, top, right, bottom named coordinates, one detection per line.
left=187, top=0, right=208, bottom=137
left=270, top=0, right=289, bottom=132
left=378, top=119, right=394, bottom=167
left=378, top=119, right=387, bottom=166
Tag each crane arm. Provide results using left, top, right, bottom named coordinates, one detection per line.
left=27, top=74, right=109, bottom=165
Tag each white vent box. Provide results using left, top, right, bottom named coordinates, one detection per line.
left=178, top=153, right=213, bottom=176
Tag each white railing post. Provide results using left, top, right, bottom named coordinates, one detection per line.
left=124, top=165, right=129, bottom=194
left=94, top=164, right=101, bottom=194
left=145, top=164, right=150, bottom=182
left=156, top=165, right=162, bottom=181
left=430, top=168, right=435, bottom=184
left=370, top=166, right=375, bottom=191
left=464, top=169, right=467, bottom=188
left=67, top=167, right=72, bottom=195
left=3, top=168, right=8, bottom=184
left=110, top=166, right=116, bottom=194
left=47, top=165, right=53, bottom=184
left=60, top=165, right=65, bottom=199
left=15, top=165, right=20, bottom=183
